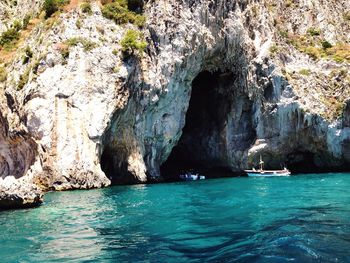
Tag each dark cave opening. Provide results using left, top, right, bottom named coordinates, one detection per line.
left=160, top=70, right=249, bottom=180
left=101, top=146, right=132, bottom=185
left=286, top=151, right=323, bottom=173
left=285, top=151, right=350, bottom=174
left=101, top=147, right=114, bottom=182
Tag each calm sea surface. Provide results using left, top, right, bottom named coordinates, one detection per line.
left=1, top=173, right=350, bottom=262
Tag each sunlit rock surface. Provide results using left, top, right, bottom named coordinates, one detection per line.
left=0, top=176, right=43, bottom=209
left=0, top=0, right=349, bottom=205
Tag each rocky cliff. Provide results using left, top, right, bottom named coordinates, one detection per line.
left=0, top=0, right=349, bottom=208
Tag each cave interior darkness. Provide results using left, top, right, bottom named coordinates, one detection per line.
left=100, top=146, right=128, bottom=185
left=160, top=70, right=241, bottom=180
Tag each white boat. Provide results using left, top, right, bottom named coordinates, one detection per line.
left=245, top=169, right=291, bottom=177
left=244, top=156, right=291, bottom=177
left=179, top=173, right=205, bottom=181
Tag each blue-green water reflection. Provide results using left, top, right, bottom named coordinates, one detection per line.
left=1, top=173, right=350, bottom=262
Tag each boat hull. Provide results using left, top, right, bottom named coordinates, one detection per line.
left=245, top=170, right=291, bottom=177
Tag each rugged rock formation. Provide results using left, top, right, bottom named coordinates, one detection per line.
left=0, top=126, right=37, bottom=180
left=0, top=0, right=349, bottom=206
left=0, top=0, right=43, bottom=34
left=0, top=176, right=43, bottom=209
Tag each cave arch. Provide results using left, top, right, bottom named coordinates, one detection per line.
left=160, top=70, right=256, bottom=180
left=100, top=145, right=135, bottom=185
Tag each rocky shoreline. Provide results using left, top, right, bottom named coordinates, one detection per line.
left=0, top=177, right=43, bottom=210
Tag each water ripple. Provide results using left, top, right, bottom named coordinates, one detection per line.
left=0, top=173, right=350, bottom=262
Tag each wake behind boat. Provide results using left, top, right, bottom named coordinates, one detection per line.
left=245, top=156, right=291, bottom=177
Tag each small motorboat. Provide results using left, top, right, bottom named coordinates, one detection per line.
left=179, top=173, right=205, bottom=181
left=245, top=156, right=291, bottom=177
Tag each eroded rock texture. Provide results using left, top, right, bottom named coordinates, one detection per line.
left=0, top=97, right=37, bottom=179
left=0, top=0, right=349, bottom=197
left=0, top=176, right=42, bottom=210
left=0, top=0, right=43, bottom=34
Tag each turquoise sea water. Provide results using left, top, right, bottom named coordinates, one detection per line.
left=1, top=173, right=350, bottom=262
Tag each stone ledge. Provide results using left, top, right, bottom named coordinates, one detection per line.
left=0, top=176, right=43, bottom=210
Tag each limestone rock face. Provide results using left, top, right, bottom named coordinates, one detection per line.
left=0, top=0, right=43, bottom=34
left=0, top=102, right=37, bottom=179
left=0, top=0, right=349, bottom=197
left=0, top=176, right=43, bottom=209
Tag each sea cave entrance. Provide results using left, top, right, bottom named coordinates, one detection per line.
left=100, top=145, right=135, bottom=185
left=161, top=70, right=251, bottom=180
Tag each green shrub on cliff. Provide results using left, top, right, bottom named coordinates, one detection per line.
left=102, top=2, right=129, bottom=24
left=0, top=27, right=20, bottom=49
left=326, top=44, right=350, bottom=63
left=17, top=68, right=30, bottom=90
left=286, top=31, right=350, bottom=63
left=43, top=0, right=59, bottom=18
left=269, top=44, right=279, bottom=54
left=304, top=46, right=320, bottom=60
left=132, top=14, right=145, bottom=27
left=307, top=27, right=321, bottom=36
left=102, top=1, right=145, bottom=27
left=321, top=40, right=332, bottom=50
left=12, top=20, right=22, bottom=31
left=22, top=14, right=31, bottom=30
left=120, top=29, right=147, bottom=57
left=299, top=68, right=311, bottom=76
left=76, top=18, right=82, bottom=29
left=43, top=0, right=68, bottom=19
left=65, top=37, right=97, bottom=51
left=0, top=19, right=27, bottom=50
left=81, top=2, right=92, bottom=14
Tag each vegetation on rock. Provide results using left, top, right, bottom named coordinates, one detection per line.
left=12, top=20, right=22, bottom=32
left=17, top=67, right=30, bottom=90
left=76, top=18, right=83, bottom=29
left=299, top=69, right=311, bottom=76
left=321, top=40, right=332, bottom=49
left=65, top=37, right=98, bottom=52
left=43, top=0, right=68, bottom=19
left=120, top=29, right=147, bottom=57
left=307, top=27, right=321, bottom=36
left=269, top=44, right=279, bottom=55
left=280, top=31, right=350, bottom=63
left=101, top=0, right=145, bottom=27
left=22, top=14, right=31, bottom=30
left=81, top=2, right=92, bottom=15
left=290, top=66, right=350, bottom=121
left=0, top=23, right=21, bottom=50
